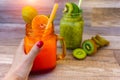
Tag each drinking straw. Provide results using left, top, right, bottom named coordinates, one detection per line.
left=78, top=0, right=82, bottom=8
left=42, top=3, right=58, bottom=38
left=45, top=3, right=58, bottom=29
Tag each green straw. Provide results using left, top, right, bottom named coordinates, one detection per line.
left=78, top=0, right=82, bottom=8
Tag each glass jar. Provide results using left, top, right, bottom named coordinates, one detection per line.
left=60, top=13, right=84, bottom=49
left=24, top=22, right=66, bottom=74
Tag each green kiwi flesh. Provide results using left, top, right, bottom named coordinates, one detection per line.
left=63, top=2, right=73, bottom=13
left=82, top=40, right=97, bottom=55
left=73, top=48, right=87, bottom=60
left=63, top=2, right=81, bottom=14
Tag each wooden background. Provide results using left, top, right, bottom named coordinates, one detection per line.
left=0, top=0, right=120, bottom=80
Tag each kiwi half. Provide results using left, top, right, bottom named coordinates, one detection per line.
left=71, top=3, right=80, bottom=13
left=63, top=2, right=73, bottom=13
left=91, top=37, right=103, bottom=48
left=63, top=2, right=80, bottom=14
left=95, top=35, right=110, bottom=46
left=73, top=48, right=87, bottom=60
left=82, top=40, right=97, bottom=55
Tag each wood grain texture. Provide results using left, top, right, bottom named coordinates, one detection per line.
left=0, top=0, right=120, bottom=25
left=114, top=50, right=120, bottom=65
left=25, top=50, right=120, bottom=80
left=92, top=8, right=120, bottom=27
left=0, top=0, right=120, bottom=80
left=0, top=25, right=120, bottom=80
left=0, top=47, right=120, bottom=80
left=0, top=25, right=120, bottom=49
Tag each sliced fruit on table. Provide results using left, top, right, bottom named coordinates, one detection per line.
left=22, top=6, right=38, bottom=23
left=73, top=48, right=87, bottom=60
left=82, top=39, right=97, bottom=55
left=95, top=35, right=110, bottom=46
left=91, top=36, right=103, bottom=48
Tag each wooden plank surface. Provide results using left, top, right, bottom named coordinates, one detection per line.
left=0, top=0, right=120, bottom=25
left=0, top=25, right=120, bottom=80
left=0, top=46, right=120, bottom=80
left=29, top=50, right=120, bottom=80
left=114, top=50, right=120, bottom=65
left=0, top=25, right=120, bottom=49
left=0, top=0, right=120, bottom=80
left=92, top=8, right=120, bottom=27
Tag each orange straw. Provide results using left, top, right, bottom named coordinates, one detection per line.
left=45, top=3, right=58, bottom=29
left=42, top=3, right=58, bottom=38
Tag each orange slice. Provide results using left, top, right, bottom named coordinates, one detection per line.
left=32, top=15, right=53, bottom=38
left=32, top=15, right=51, bottom=30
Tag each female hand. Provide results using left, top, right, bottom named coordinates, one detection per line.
left=3, top=39, right=43, bottom=80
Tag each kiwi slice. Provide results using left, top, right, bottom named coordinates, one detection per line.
left=91, top=37, right=104, bottom=48
left=96, top=44, right=100, bottom=49
left=63, top=2, right=80, bottom=14
left=71, top=3, right=80, bottom=13
left=73, top=48, right=87, bottom=60
left=95, top=35, right=110, bottom=46
left=82, top=40, right=97, bottom=55
left=63, top=2, right=73, bottom=13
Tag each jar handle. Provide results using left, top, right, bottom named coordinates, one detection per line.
left=56, top=35, right=66, bottom=60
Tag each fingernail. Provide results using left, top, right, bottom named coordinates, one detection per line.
left=37, top=41, right=44, bottom=48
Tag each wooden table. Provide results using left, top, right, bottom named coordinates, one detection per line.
left=0, top=25, right=120, bottom=80
left=1, top=0, right=120, bottom=80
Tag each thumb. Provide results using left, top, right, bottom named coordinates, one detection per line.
left=27, top=41, right=44, bottom=61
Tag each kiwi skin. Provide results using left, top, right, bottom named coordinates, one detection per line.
left=80, top=35, right=110, bottom=57
left=91, top=37, right=104, bottom=48
left=71, top=3, right=80, bottom=13
left=95, top=35, right=110, bottom=46
left=64, top=2, right=73, bottom=14
left=82, top=39, right=97, bottom=56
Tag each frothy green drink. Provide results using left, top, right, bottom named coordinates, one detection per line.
left=60, top=13, right=84, bottom=49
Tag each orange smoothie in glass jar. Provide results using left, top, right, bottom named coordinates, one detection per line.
left=24, top=15, right=66, bottom=73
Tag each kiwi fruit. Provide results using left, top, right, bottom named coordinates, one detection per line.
left=95, top=35, right=110, bottom=46
left=82, top=39, right=97, bottom=55
left=73, top=48, right=87, bottom=60
left=91, top=37, right=104, bottom=48
left=63, top=2, right=80, bottom=14
left=96, top=44, right=101, bottom=49
left=63, top=2, right=73, bottom=13
left=71, top=3, right=80, bottom=13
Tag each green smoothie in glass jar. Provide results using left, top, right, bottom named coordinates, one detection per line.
left=60, top=2, right=84, bottom=49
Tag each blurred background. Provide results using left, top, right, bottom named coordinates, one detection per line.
left=0, top=0, right=120, bottom=45
left=0, top=0, right=120, bottom=27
